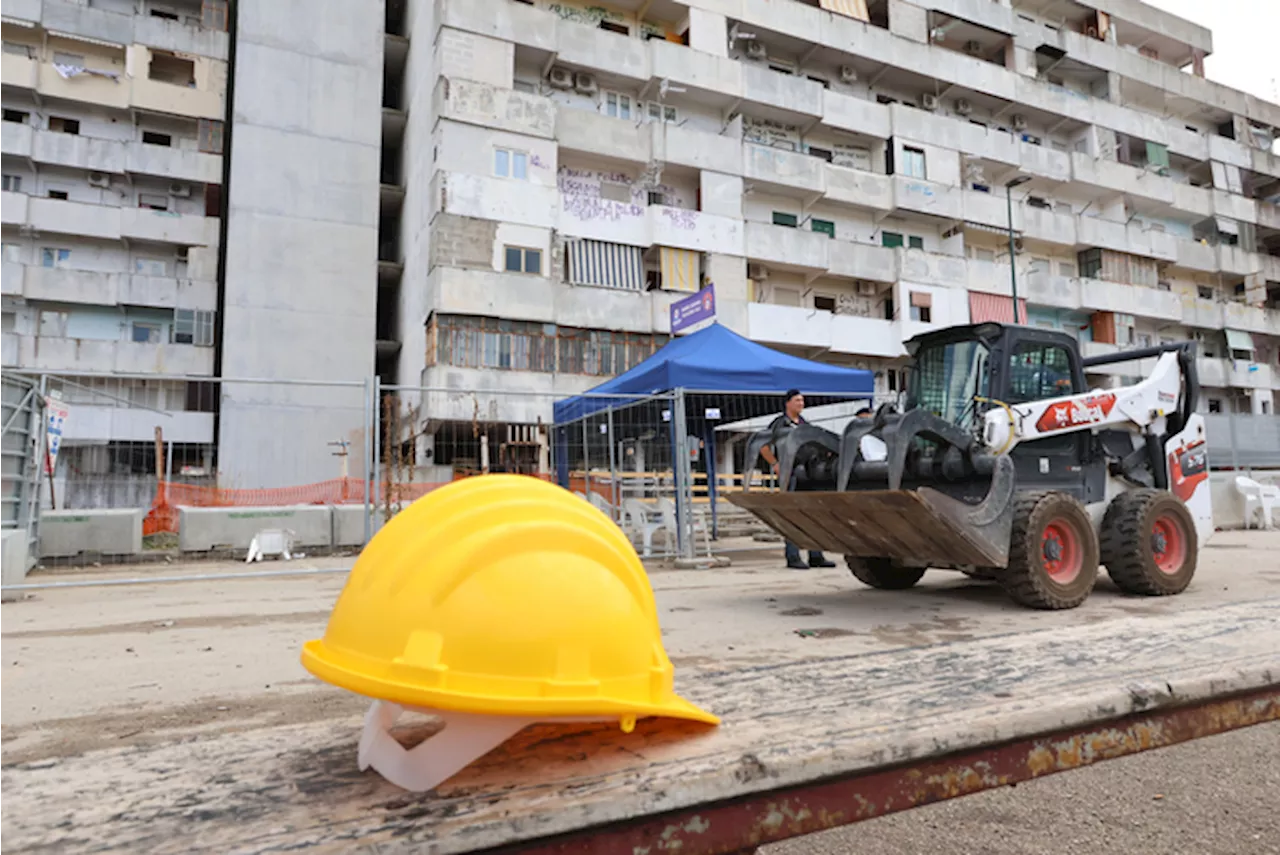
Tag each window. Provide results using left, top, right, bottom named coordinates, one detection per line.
left=1, top=175, right=20, bottom=192
left=134, top=257, right=168, bottom=276
left=427, top=315, right=667, bottom=375
left=772, top=212, right=798, bottom=227
left=2, top=109, right=28, bottom=124
left=646, top=102, right=678, bottom=123
left=2, top=42, right=33, bottom=58
left=513, top=79, right=537, bottom=94
left=907, top=235, right=924, bottom=250
left=1077, top=247, right=1102, bottom=279
left=1197, top=286, right=1214, bottom=300
left=2, top=243, right=21, bottom=263
left=909, top=291, right=932, bottom=323
left=38, top=310, right=69, bottom=337
left=148, top=50, right=195, bottom=86
left=138, top=193, right=169, bottom=211
left=599, top=20, right=629, bottom=35
left=53, top=51, right=86, bottom=67
left=814, top=295, right=836, bottom=312
left=972, top=248, right=995, bottom=263
left=767, top=62, right=794, bottom=75
left=504, top=246, right=542, bottom=274
left=132, top=322, right=162, bottom=344
left=1207, top=399, right=1222, bottom=414
left=646, top=190, right=665, bottom=206
left=811, top=218, right=835, bottom=238
left=41, top=247, right=71, bottom=268
left=142, top=131, right=172, bottom=146
left=971, top=183, right=991, bottom=193
left=1007, top=342, right=1075, bottom=404
left=197, top=118, right=224, bottom=154
left=900, top=146, right=926, bottom=179
left=599, top=181, right=630, bottom=203
left=1027, top=196, right=1052, bottom=209
left=47, top=189, right=68, bottom=200
left=602, top=91, right=632, bottom=120
left=881, top=231, right=904, bottom=248
left=172, top=309, right=215, bottom=346
left=493, top=147, right=528, bottom=180
left=49, top=116, right=80, bottom=135
left=807, top=145, right=833, bottom=162
left=1058, top=261, right=1076, bottom=277
left=807, top=75, right=829, bottom=88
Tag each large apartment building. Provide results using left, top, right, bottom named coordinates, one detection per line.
left=4, top=0, right=1279, bottom=494
left=387, top=0, right=1280, bottom=446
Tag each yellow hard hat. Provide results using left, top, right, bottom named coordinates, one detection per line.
left=301, top=474, right=718, bottom=727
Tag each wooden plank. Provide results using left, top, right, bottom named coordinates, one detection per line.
left=4, top=597, right=1277, bottom=855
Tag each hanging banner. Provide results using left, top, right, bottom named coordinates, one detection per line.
left=44, top=396, right=69, bottom=475
left=670, top=283, right=716, bottom=334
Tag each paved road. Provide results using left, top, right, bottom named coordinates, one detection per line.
left=770, top=720, right=1280, bottom=855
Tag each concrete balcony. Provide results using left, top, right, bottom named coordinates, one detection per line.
left=65, top=407, right=215, bottom=444
left=649, top=206, right=744, bottom=256
left=1207, top=136, right=1251, bottom=170
left=30, top=129, right=124, bottom=173
left=28, top=197, right=122, bottom=240
left=0, top=191, right=27, bottom=225
left=1222, top=302, right=1280, bottom=337
left=823, top=165, right=892, bottom=213
left=743, top=144, right=824, bottom=196
left=131, top=14, right=230, bottom=60
left=12, top=265, right=122, bottom=306
left=742, top=64, right=823, bottom=118
left=1250, top=147, right=1280, bottom=182
left=1166, top=125, right=1209, bottom=163
left=744, top=221, right=829, bottom=270
left=1173, top=184, right=1212, bottom=219
left=897, top=248, right=967, bottom=290
left=1, top=52, right=38, bottom=89
left=1199, top=358, right=1275, bottom=391
left=648, top=38, right=741, bottom=101
left=441, top=78, right=556, bottom=139
left=746, top=303, right=905, bottom=359
left=119, top=274, right=218, bottom=311
left=3, top=263, right=217, bottom=310
left=1022, top=205, right=1077, bottom=247
left=0, top=261, right=23, bottom=297
left=961, top=190, right=1012, bottom=231
left=558, top=21, right=649, bottom=84
left=1079, top=278, right=1182, bottom=322
left=827, top=241, right=897, bottom=283
left=1017, top=142, right=1071, bottom=183
left=967, top=260, right=1081, bottom=310
left=131, top=77, right=223, bottom=121
left=1069, top=152, right=1174, bottom=206
left=36, top=60, right=130, bottom=110
left=1216, top=245, right=1257, bottom=277
left=824, top=91, right=890, bottom=140
left=1209, top=190, right=1256, bottom=226
left=892, top=176, right=963, bottom=220
left=125, top=142, right=221, bottom=184
left=1175, top=239, right=1217, bottom=273
left=1180, top=296, right=1224, bottom=330
left=1, top=121, right=33, bottom=157
left=4, top=334, right=214, bottom=375
left=658, top=123, right=742, bottom=174
left=557, top=194, right=650, bottom=246
left=441, top=172, right=557, bottom=229
left=120, top=207, right=218, bottom=245
left=1077, top=216, right=1175, bottom=261
left=1257, top=202, right=1280, bottom=232
left=439, top=0, right=556, bottom=53
left=556, top=107, right=649, bottom=164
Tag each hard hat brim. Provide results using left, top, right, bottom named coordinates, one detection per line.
left=301, top=640, right=720, bottom=726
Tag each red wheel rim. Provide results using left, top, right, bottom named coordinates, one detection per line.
left=1151, top=514, right=1187, bottom=575
left=1041, top=519, right=1082, bottom=584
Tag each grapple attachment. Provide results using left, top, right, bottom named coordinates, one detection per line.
left=743, top=423, right=841, bottom=491
left=727, top=455, right=1017, bottom=569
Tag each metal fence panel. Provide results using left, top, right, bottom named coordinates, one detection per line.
left=1204, top=414, right=1280, bottom=470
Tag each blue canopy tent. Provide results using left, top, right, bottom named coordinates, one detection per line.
left=552, top=324, right=874, bottom=547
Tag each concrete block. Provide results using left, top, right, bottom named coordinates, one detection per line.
left=39, top=509, right=144, bottom=558
left=2, top=530, right=31, bottom=602
left=178, top=505, right=333, bottom=552
left=331, top=505, right=384, bottom=547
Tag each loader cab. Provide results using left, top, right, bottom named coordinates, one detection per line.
left=905, top=323, right=1103, bottom=502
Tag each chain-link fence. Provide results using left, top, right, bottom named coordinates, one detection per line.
left=2, top=369, right=1277, bottom=566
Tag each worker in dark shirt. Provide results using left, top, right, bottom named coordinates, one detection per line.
left=759, top=389, right=836, bottom=571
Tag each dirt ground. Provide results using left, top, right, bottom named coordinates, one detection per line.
left=3, top=529, right=1278, bottom=771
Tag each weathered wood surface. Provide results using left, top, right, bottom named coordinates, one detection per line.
left=5, top=596, right=1278, bottom=855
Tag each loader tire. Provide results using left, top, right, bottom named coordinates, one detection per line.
left=1100, top=489, right=1198, bottom=596
left=1000, top=491, right=1098, bottom=610
left=847, top=556, right=927, bottom=590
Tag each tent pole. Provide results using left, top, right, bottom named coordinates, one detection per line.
left=607, top=404, right=618, bottom=522
left=673, top=389, right=693, bottom=560
left=581, top=419, right=590, bottom=501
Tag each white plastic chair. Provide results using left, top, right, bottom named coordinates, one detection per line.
left=587, top=491, right=616, bottom=521
left=623, top=499, right=665, bottom=557
left=1235, top=476, right=1279, bottom=530
left=656, top=497, right=712, bottom=558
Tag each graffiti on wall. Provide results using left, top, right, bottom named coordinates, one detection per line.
left=557, top=166, right=693, bottom=221
left=548, top=3, right=626, bottom=26
left=743, top=117, right=800, bottom=150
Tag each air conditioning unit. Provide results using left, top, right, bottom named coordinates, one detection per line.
left=856, top=281, right=878, bottom=296
left=87, top=172, right=110, bottom=188
left=919, top=93, right=940, bottom=111
left=964, top=40, right=983, bottom=55
left=573, top=72, right=598, bottom=95
left=954, top=98, right=973, bottom=116
left=1013, top=237, right=1026, bottom=252
left=747, top=263, right=769, bottom=281
left=175, top=246, right=189, bottom=262
left=169, top=182, right=191, bottom=197
left=838, top=65, right=858, bottom=83
left=1011, top=114, right=1028, bottom=131
left=547, top=66, right=574, bottom=90
left=745, top=41, right=767, bottom=60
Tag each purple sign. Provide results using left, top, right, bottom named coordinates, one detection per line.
left=670, top=284, right=716, bottom=334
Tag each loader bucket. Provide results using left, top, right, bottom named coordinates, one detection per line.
left=727, top=455, right=1017, bottom=569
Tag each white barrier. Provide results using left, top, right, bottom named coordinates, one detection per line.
left=331, top=505, right=383, bottom=547
left=39, top=509, right=144, bottom=558
left=178, top=505, right=333, bottom=553
left=2, top=530, right=30, bottom=602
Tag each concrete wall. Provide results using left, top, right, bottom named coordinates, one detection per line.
left=38, top=509, right=143, bottom=557
left=178, top=505, right=334, bottom=552
left=1, top=530, right=31, bottom=602
left=218, top=0, right=383, bottom=489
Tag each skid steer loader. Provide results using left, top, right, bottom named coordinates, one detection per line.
left=729, top=322, right=1212, bottom=610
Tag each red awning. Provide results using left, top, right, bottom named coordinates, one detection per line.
left=969, top=291, right=1029, bottom=324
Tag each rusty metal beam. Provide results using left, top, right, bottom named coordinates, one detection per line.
left=492, top=687, right=1279, bottom=855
